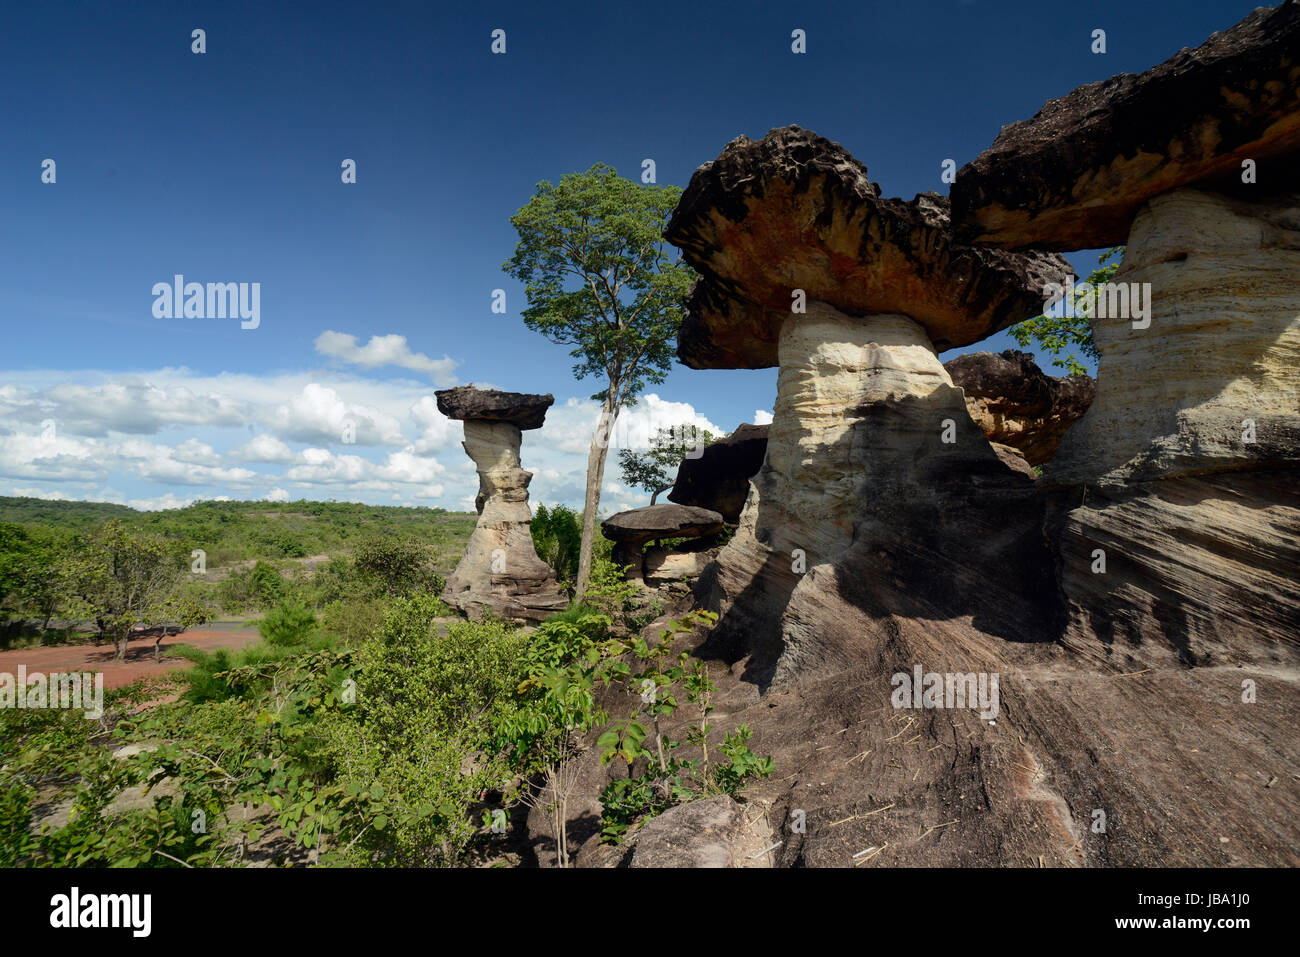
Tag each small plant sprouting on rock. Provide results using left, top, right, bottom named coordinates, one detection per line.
left=595, top=609, right=773, bottom=843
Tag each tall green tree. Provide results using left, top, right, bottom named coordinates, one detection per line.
left=1009, top=246, right=1123, bottom=376
left=504, top=164, right=695, bottom=599
left=59, top=520, right=185, bottom=660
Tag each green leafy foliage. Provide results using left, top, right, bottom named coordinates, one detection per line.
left=503, top=163, right=697, bottom=595
left=530, top=504, right=583, bottom=586
left=1008, top=247, right=1122, bottom=375
left=258, top=599, right=318, bottom=647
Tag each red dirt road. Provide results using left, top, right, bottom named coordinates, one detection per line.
left=0, top=624, right=263, bottom=690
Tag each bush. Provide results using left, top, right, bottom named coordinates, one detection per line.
left=218, top=560, right=285, bottom=612
left=319, top=597, right=386, bottom=646
left=531, top=504, right=582, bottom=585
left=320, top=595, right=529, bottom=865
left=353, top=538, right=442, bottom=600
left=258, top=599, right=317, bottom=646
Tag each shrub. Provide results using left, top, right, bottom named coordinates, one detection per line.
left=531, top=505, right=582, bottom=586
left=258, top=599, right=317, bottom=647
left=353, top=538, right=441, bottom=599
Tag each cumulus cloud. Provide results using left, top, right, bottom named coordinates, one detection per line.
left=0, top=359, right=725, bottom=514
left=233, top=434, right=297, bottom=464
left=115, top=438, right=260, bottom=487
left=20, top=380, right=250, bottom=436
left=409, top=395, right=460, bottom=452
left=0, top=429, right=106, bottom=482
left=315, top=331, right=459, bottom=387
left=269, top=383, right=406, bottom=447
left=754, top=409, right=774, bottom=425
left=263, top=487, right=291, bottom=502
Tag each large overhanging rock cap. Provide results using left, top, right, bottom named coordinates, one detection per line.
left=951, top=1, right=1300, bottom=250
left=664, top=125, right=1070, bottom=368
left=434, top=385, right=554, bottom=430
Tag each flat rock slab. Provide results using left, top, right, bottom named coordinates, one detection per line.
left=601, top=504, right=725, bottom=543
left=434, top=386, right=554, bottom=430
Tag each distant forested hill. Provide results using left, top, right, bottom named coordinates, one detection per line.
left=0, top=496, right=477, bottom=569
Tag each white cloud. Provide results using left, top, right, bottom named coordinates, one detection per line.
left=264, top=487, right=291, bottom=502
left=0, top=361, right=724, bottom=514
left=115, top=438, right=260, bottom=487
left=754, top=409, right=774, bottom=425
left=233, top=434, right=297, bottom=464
left=409, top=395, right=460, bottom=452
left=0, top=429, right=107, bottom=482
left=269, top=383, right=406, bottom=447
left=172, top=438, right=222, bottom=466
left=315, top=331, right=459, bottom=387
left=22, top=380, right=250, bottom=436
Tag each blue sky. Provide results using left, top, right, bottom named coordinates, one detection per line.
left=0, top=0, right=1261, bottom=512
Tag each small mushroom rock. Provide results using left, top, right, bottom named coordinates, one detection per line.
left=600, top=503, right=724, bottom=582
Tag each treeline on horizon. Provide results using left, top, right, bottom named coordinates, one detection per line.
left=0, top=496, right=476, bottom=567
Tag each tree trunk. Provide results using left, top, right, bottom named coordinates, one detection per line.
left=574, top=396, right=618, bottom=603
left=649, top=482, right=673, bottom=506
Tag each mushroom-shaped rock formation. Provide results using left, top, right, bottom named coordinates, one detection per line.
left=951, top=3, right=1300, bottom=673
left=435, top=386, right=567, bottom=621
left=951, top=2, right=1300, bottom=487
left=667, top=423, right=769, bottom=523
left=601, top=504, right=724, bottom=584
left=664, top=126, right=1072, bottom=687
left=667, top=127, right=1069, bottom=366
left=944, top=350, right=1095, bottom=466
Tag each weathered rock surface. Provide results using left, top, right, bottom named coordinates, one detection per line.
left=544, top=586, right=1298, bottom=869
left=436, top=387, right=566, bottom=621
left=668, top=423, right=769, bottom=523
left=1048, top=470, right=1300, bottom=671
left=1046, top=188, right=1300, bottom=485
left=628, top=796, right=750, bottom=868
left=665, top=125, right=1071, bottom=365
left=601, top=504, right=724, bottom=583
left=952, top=1, right=1300, bottom=250
left=945, top=350, right=1095, bottom=466
left=693, top=302, right=1057, bottom=688
left=643, top=543, right=721, bottom=588
left=434, top=386, right=554, bottom=431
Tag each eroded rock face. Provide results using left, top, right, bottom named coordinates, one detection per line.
left=436, top=388, right=566, bottom=621
left=951, top=1, right=1300, bottom=250
left=1050, top=471, right=1300, bottom=671
left=665, top=126, right=1070, bottom=366
left=945, top=350, right=1096, bottom=466
left=697, top=302, right=1056, bottom=687
left=668, top=423, right=769, bottom=523
left=1046, top=188, right=1300, bottom=486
